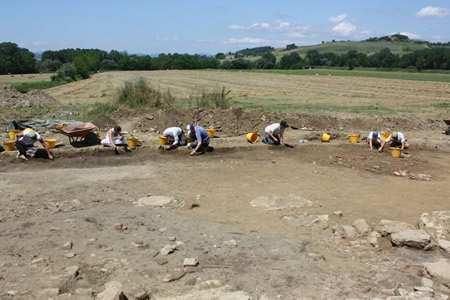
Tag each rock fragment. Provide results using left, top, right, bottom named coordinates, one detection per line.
left=438, top=239, right=450, bottom=253
left=183, top=258, right=199, bottom=267
left=97, top=281, right=128, bottom=300
left=160, top=244, right=177, bottom=256
left=352, top=219, right=371, bottom=235
left=376, top=220, right=415, bottom=236
left=391, top=230, right=431, bottom=249
left=424, top=259, right=450, bottom=287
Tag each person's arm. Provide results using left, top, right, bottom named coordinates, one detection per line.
left=191, top=131, right=203, bottom=155
left=369, top=139, right=373, bottom=151
left=378, top=140, right=386, bottom=152
left=107, top=130, right=116, bottom=150
left=173, top=133, right=179, bottom=146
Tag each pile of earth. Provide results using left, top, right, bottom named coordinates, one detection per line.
left=129, top=108, right=444, bottom=136
left=0, top=86, right=56, bottom=109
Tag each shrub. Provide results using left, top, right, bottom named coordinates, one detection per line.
left=188, top=86, right=231, bottom=109
left=116, top=78, right=175, bottom=109
left=52, top=63, right=78, bottom=82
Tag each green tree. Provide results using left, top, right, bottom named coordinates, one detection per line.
left=279, top=52, right=304, bottom=69
left=256, top=52, right=276, bottom=69
left=0, top=42, right=37, bottom=74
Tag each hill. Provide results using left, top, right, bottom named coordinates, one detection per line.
left=231, top=35, right=441, bottom=60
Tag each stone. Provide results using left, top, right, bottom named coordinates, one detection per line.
left=424, top=259, right=450, bottom=287
left=419, top=211, right=450, bottom=240
left=376, top=220, right=415, bottom=236
left=421, top=277, right=434, bottom=288
left=62, top=241, right=73, bottom=250
left=438, top=239, right=450, bottom=253
left=414, top=286, right=434, bottom=293
left=113, top=223, right=128, bottom=231
left=250, top=194, right=313, bottom=211
left=97, top=281, right=127, bottom=300
left=162, top=269, right=186, bottom=282
left=134, top=195, right=174, bottom=207
left=154, top=256, right=168, bottom=265
left=134, top=291, right=151, bottom=300
left=31, top=257, right=45, bottom=264
left=160, top=244, right=177, bottom=256
left=223, top=239, right=238, bottom=247
left=334, top=225, right=357, bottom=240
left=183, top=257, right=199, bottom=267
left=168, top=236, right=176, bottom=241
left=352, top=219, right=371, bottom=235
left=197, top=280, right=224, bottom=290
left=391, top=230, right=431, bottom=249
left=368, top=231, right=381, bottom=247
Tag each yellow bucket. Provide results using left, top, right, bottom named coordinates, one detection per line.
left=45, top=138, right=57, bottom=149
left=127, top=137, right=139, bottom=150
left=321, top=133, right=331, bottom=143
left=8, top=130, right=21, bottom=140
left=3, top=140, right=16, bottom=151
left=207, top=128, right=217, bottom=138
left=381, top=131, right=391, bottom=142
left=159, top=136, right=169, bottom=145
left=390, top=147, right=402, bottom=158
left=246, top=132, right=258, bottom=144
left=348, top=134, right=360, bottom=144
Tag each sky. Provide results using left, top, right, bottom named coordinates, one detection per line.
left=1, top=0, right=450, bottom=54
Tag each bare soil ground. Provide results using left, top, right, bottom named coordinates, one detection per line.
left=1, top=135, right=450, bottom=299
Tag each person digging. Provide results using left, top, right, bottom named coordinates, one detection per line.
left=15, top=128, right=54, bottom=160
left=262, top=120, right=292, bottom=147
left=101, top=126, right=130, bottom=154
left=186, top=124, right=213, bottom=156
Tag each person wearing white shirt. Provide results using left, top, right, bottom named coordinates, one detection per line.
left=367, top=131, right=382, bottom=152
left=262, top=120, right=289, bottom=146
left=162, top=127, right=186, bottom=150
left=387, top=131, right=408, bottom=150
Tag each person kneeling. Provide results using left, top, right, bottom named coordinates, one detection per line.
left=15, top=128, right=53, bottom=160
left=162, top=127, right=186, bottom=150
left=262, top=120, right=288, bottom=146
left=187, top=124, right=213, bottom=156
left=387, top=131, right=408, bottom=150
left=101, top=126, right=129, bottom=154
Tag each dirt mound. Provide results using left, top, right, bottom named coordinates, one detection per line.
left=0, top=86, right=56, bottom=108
left=131, top=108, right=443, bottom=136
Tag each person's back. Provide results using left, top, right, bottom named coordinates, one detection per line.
left=163, top=127, right=182, bottom=138
left=195, top=126, right=209, bottom=141
left=265, top=123, right=281, bottom=135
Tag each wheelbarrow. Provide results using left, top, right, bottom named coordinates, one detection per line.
left=55, top=122, right=100, bottom=148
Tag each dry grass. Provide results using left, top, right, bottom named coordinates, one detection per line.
left=12, top=70, right=450, bottom=117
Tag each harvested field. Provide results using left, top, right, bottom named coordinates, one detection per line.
left=44, top=70, right=450, bottom=117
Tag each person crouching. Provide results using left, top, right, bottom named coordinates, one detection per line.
left=101, top=126, right=129, bottom=154
left=15, top=128, right=53, bottom=160
left=186, top=124, right=213, bottom=156
left=262, top=120, right=289, bottom=146
left=367, top=131, right=383, bottom=152
left=162, top=127, right=186, bottom=150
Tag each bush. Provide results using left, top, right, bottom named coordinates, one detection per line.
left=116, top=78, right=175, bottom=109
left=52, top=63, right=78, bottom=82
left=188, top=86, right=231, bottom=109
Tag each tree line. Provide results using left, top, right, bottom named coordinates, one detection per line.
left=221, top=48, right=450, bottom=71
left=2, top=42, right=450, bottom=79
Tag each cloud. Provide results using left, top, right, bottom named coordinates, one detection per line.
left=229, top=20, right=293, bottom=31
left=224, top=37, right=268, bottom=45
left=329, top=14, right=347, bottom=23
left=332, top=21, right=357, bottom=36
left=416, top=6, right=449, bottom=17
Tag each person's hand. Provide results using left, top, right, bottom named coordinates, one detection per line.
left=190, top=150, right=196, bottom=156
left=49, top=153, right=54, bottom=160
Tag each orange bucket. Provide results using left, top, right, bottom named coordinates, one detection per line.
left=246, top=132, right=258, bottom=144
left=159, top=136, right=168, bottom=145
left=390, top=147, right=401, bottom=158
left=321, top=133, right=331, bottom=143
left=348, top=134, right=360, bottom=144
left=45, top=138, right=57, bottom=149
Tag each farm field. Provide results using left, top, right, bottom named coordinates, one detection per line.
left=3, top=70, right=444, bottom=117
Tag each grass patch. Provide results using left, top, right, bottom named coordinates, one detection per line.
left=186, top=86, right=232, bottom=109
left=116, top=78, right=175, bottom=109
left=232, top=98, right=403, bottom=115
left=10, top=80, right=67, bottom=93
left=248, top=69, right=450, bottom=83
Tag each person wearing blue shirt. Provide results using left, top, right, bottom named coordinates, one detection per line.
left=186, top=124, right=213, bottom=155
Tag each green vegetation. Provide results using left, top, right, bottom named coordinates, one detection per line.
left=186, top=86, right=231, bottom=109
left=116, top=79, right=175, bottom=109
left=251, top=68, right=450, bottom=83
left=10, top=80, right=67, bottom=93
left=0, top=42, right=36, bottom=74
